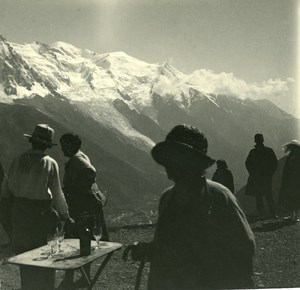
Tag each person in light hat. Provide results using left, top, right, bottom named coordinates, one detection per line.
left=279, top=140, right=300, bottom=222
left=124, top=124, right=255, bottom=289
left=1, top=124, right=72, bottom=290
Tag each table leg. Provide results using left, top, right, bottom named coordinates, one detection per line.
left=87, top=252, right=114, bottom=289
left=79, top=266, right=92, bottom=286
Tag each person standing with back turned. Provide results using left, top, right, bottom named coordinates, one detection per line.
left=212, top=159, right=235, bottom=193
left=245, top=133, right=278, bottom=218
left=1, top=124, right=71, bottom=290
left=58, top=133, right=108, bottom=289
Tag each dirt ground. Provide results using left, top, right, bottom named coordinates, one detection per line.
left=0, top=218, right=300, bottom=290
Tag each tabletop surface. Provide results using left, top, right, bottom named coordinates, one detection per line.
left=8, top=239, right=122, bottom=270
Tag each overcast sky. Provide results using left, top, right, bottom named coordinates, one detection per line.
left=0, top=0, right=299, bottom=114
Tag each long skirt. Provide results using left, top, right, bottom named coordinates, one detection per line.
left=11, top=198, right=56, bottom=290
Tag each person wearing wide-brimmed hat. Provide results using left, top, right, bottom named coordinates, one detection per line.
left=1, top=124, right=71, bottom=290
left=279, top=140, right=300, bottom=222
left=124, top=124, right=255, bottom=289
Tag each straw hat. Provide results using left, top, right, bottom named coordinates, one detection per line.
left=24, top=124, right=57, bottom=147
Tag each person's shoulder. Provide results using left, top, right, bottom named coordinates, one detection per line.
left=71, top=151, right=92, bottom=167
left=248, top=147, right=256, bottom=154
left=264, top=146, right=275, bottom=153
left=207, top=179, right=231, bottom=193
left=158, top=186, right=174, bottom=213
left=207, top=179, right=243, bottom=216
left=206, top=179, right=234, bottom=203
left=43, top=155, right=59, bottom=166
left=160, top=186, right=174, bottom=200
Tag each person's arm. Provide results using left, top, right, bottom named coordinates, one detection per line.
left=270, top=149, right=278, bottom=174
left=82, top=166, right=96, bottom=189
left=1, top=160, right=15, bottom=200
left=229, top=171, right=235, bottom=193
left=245, top=151, right=254, bottom=174
left=49, top=161, right=70, bottom=219
left=212, top=171, right=217, bottom=182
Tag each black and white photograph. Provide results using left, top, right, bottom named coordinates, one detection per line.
left=0, top=0, right=299, bottom=289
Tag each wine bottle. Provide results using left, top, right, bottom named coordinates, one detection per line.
left=79, top=212, right=91, bottom=256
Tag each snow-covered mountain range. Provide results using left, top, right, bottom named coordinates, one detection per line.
left=0, top=35, right=298, bottom=213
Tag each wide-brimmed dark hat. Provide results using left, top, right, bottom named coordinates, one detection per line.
left=24, top=124, right=57, bottom=147
left=151, top=124, right=215, bottom=170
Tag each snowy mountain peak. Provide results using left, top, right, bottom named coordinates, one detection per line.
left=0, top=37, right=293, bottom=124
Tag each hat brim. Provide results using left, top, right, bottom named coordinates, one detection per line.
left=23, top=134, right=57, bottom=146
left=151, top=140, right=215, bottom=170
left=282, top=140, right=300, bottom=152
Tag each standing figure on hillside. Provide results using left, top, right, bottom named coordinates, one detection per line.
left=279, top=140, right=300, bottom=222
left=59, top=133, right=108, bottom=289
left=245, top=133, right=278, bottom=218
left=212, top=159, right=235, bottom=193
left=124, top=124, right=255, bottom=289
left=1, top=124, right=71, bottom=290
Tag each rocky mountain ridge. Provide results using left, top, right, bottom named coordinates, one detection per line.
left=0, top=36, right=298, bottom=213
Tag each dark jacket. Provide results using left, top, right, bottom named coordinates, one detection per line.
left=64, top=151, right=96, bottom=213
left=63, top=150, right=108, bottom=240
left=279, top=150, right=300, bottom=209
left=146, top=178, right=255, bottom=290
left=245, top=144, right=278, bottom=196
left=212, top=168, right=235, bottom=193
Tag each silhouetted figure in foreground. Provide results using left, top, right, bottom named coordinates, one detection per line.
left=1, top=124, right=71, bottom=290
left=279, top=140, right=300, bottom=222
left=125, top=124, right=255, bottom=289
left=245, top=133, right=278, bottom=218
left=212, top=159, right=235, bottom=193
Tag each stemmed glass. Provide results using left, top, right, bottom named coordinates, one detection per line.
left=93, top=224, right=102, bottom=250
left=47, top=233, right=57, bottom=258
left=56, top=226, right=65, bottom=253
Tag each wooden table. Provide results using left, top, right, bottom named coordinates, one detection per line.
left=8, top=239, right=122, bottom=289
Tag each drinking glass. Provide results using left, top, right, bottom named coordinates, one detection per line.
left=56, top=227, right=65, bottom=253
left=93, top=225, right=102, bottom=249
left=47, top=234, right=57, bottom=258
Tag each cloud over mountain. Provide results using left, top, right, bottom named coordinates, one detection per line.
left=185, top=69, right=294, bottom=102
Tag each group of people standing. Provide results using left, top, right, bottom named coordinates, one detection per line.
left=0, top=124, right=108, bottom=290
left=245, top=133, right=300, bottom=222
left=0, top=123, right=299, bottom=290
left=212, top=133, right=300, bottom=222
